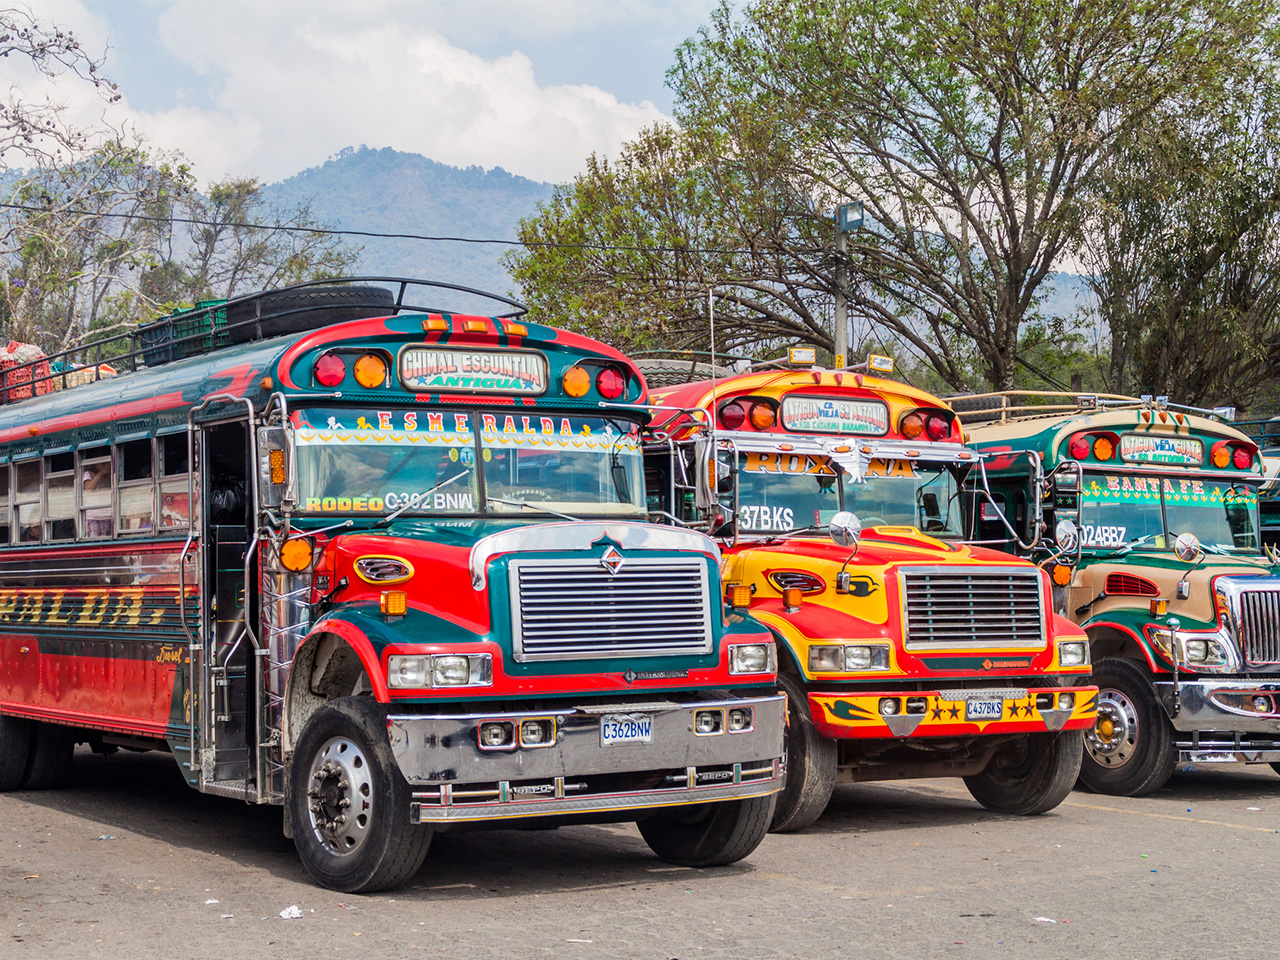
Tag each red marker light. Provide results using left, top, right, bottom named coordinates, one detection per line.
left=314, top=354, right=346, bottom=387
left=925, top=413, right=950, bottom=441
left=596, top=367, right=626, bottom=400
left=1069, top=435, right=1090, bottom=460
left=1234, top=446, right=1253, bottom=469
left=719, top=401, right=747, bottom=430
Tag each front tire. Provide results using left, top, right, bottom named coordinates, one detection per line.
left=769, top=671, right=837, bottom=832
left=637, top=794, right=775, bottom=867
left=1079, top=658, right=1176, bottom=797
left=964, top=730, right=1083, bottom=815
left=287, top=697, right=432, bottom=893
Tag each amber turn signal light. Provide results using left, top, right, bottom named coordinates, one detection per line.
left=725, top=583, right=752, bottom=608
left=279, top=537, right=314, bottom=573
left=782, top=587, right=803, bottom=610
left=1150, top=598, right=1169, bottom=616
left=562, top=365, right=591, bottom=397
left=1051, top=564, right=1073, bottom=586
left=381, top=591, right=408, bottom=617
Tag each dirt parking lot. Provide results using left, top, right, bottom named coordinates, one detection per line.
left=2, top=748, right=1278, bottom=959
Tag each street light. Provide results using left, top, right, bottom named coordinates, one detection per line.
left=832, top=201, right=864, bottom=369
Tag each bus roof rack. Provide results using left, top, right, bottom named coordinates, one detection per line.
left=947, top=390, right=1238, bottom=424
left=0, top=276, right=527, bottom=406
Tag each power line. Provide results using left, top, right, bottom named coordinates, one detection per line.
left=0, top=200, right=757, bottom=257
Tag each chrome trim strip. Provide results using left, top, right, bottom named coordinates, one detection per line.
left=1154, top=680, right=1280, bottom=732
left=469, top=521, right=721, bottom=589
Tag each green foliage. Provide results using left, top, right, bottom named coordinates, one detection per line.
left=509, top=0, right=1279, bottom=394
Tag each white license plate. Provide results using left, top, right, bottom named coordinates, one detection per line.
left=600, top=713, right=653, bottom=746
left=965, top=699, right=1004, bottom=721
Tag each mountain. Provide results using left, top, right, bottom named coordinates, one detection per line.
left=263, top=146, right=556, bottom=313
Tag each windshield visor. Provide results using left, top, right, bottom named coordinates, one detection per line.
left=734, top=452, right=963, bottom=536
left=293, top=409, right=645, bottom=518
left=1081, top=472, right=1260, bottom=553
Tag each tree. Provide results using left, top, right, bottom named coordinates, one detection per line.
left=0, top=6, right=119, bottom=174
left=1077, top=75, right=1280, bottom=410
left=510, top=0, right=1278, bottom=391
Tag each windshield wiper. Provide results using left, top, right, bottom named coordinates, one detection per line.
left=759, top=524, right=824, bottom=544
left=375, top=470, right=470, bottom=526
left=487, top=496, right=582, bottom=522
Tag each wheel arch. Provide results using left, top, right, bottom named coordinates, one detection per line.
left=283, top=621, right=386, bottom=756
left=1086, top=622, right=1157, bottom=672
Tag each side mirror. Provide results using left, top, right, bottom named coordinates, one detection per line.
left=1173, top=532, right=1202, bottom=564
left=257, top=426, right=294, bottom=510
left=693, top=437, right=718, bottom=510
left=1054, top=518, right=1079, bottom=553
left=829, top=511, right=862, bottom=548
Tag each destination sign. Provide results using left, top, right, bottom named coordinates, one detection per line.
left=780, top=396, right=888, bottom=436
left=1119, top=434, right=1204, bottom=466
left=399, top=347, right=548, bottom=395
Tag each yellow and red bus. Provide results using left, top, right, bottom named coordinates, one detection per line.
left=0, top=278, right=785, bottom=891
left=644, top=354, right=1095, bottom=831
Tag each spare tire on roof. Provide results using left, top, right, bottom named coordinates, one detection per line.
left=633, top=357, right=736, bottom=388
left=224, top=285, right=398, bottom=343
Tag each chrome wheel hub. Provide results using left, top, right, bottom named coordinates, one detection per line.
left=306, top=736, right=374, bottom=856
left=1085, top=689, right=1138, bottom=768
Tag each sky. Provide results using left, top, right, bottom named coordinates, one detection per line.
left=16, top=0, right=719, bottom=187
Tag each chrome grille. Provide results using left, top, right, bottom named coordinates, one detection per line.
left=1238, top=590, right=1280, bottom=664
left=510, top=557, right=713, bottom=661
left=902, top=568, right=1044, bottom=649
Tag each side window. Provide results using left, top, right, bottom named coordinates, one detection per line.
left=79, top=445, right=113, bottom=539
left=118, top=439, right=154, bottom=534
left=45, top=451, right=75, bottom=541
left=14, top=459, right=41, bottom=543
left=0, top=465, right=8, bottom=543
left=159, top=433, right=191, bottom=529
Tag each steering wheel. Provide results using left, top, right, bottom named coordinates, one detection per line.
left=503, top=487, right=554, bottom=502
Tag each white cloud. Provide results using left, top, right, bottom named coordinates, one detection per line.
left=123, top=0, right=674, bottom=185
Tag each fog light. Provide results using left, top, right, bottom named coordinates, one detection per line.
left=1184, top=639, right=1208, bottom=662
left=431, top=655, right=470, bottom=686
left=479, top=721, right=514, bottom=748
left=1058, top=641, right=1088, bottom=667
left=1254, top=696, right=1272, bottom=713
left=728, top=708, right=753, bottom=732
left=695, top=710, right=724, bottom=735
left=878, top=698, right=900, bottom=716
left=809, top=646, right=844, bottom=673
left=1058, top=692, right=1075, bottom=711
left=729, top=643, right=771, bottom=674
left=844, top=645, right=873, bottom=670
left=387, top=655, right=428, bottom=688
left=521, top=719, right=554, bottom=746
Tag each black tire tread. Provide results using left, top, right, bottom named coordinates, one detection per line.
left=770, top=671, right=837, bottom=832
left=21, top=722, right=74, bottom=789
left=1079, top=658, right=1176, bottom=797
left=0, top=713, right=32, bottom=791
left=288, top=696, right=431, bottom=893
left=964, top=730, right=1083, bottom=815
left=226, top=285, right=396, bottom=343
left=637, top=793, right=775, bottom=867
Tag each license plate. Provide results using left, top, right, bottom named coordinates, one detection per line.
left=965, top=699, right=1004, bottom=721
left=600, top=713, right=653, bottom=746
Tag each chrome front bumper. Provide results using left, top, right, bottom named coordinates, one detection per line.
left=1154, top=680, right=1280, bottom=763
left=387, top=693, right=786, bottom=823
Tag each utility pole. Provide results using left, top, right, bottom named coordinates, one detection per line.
left=833, top=202, right=863, bottom=369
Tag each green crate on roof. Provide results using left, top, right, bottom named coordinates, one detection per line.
left=135, top=299, right=230, bottom=366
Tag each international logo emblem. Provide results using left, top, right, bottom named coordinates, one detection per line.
left=600, top=545, right=625, bottom=576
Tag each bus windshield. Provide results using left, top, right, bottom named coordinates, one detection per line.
left=294, top=409, right=646, bottom=518
left=1080, top=472, right=1260, bottom=554
left=735, top=452, right=965, bottom=536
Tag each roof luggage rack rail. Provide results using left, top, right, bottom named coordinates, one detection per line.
left=0, top=276, right=527, bottom=406
left=947, top=390, right=1237, bottom=424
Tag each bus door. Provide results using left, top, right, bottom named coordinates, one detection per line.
left=197, top=417, right=255, bottom=789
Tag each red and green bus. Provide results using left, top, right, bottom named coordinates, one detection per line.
left=0, top=278, right=784, bottom=891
